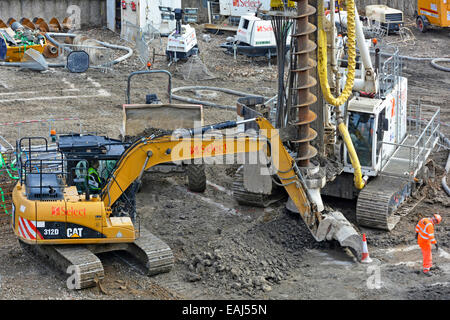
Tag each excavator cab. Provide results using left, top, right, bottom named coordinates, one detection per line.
left=57, top=133, right=128, bottom=191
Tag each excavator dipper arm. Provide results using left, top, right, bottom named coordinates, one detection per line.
left=101, top=117, right=363, bottom=259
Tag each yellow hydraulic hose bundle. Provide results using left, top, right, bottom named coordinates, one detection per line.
left=317, top=0, right=366, bottom=189
left=317, top=0, right=356, bottom=107
left=337, top=120, right=366, bottom=189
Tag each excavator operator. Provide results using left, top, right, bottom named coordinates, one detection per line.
left=87, top=159, right=103, bottom=194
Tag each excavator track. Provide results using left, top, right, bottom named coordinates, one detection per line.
left=19, top=241, right=104, bottom=289
left=126, top=228, right=174, bottom=276
left=356, top=175, right=412, bottom=231
left=19, top=228, right=173, bottom=289
left=232, top=165, right=284, bottom=207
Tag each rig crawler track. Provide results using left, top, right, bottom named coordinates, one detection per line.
left=129, top=228, right=174, bottom=276
left=356, top=176, right=412, bottom=230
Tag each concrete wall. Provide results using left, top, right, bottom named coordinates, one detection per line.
left=0, top=0, right=107, bottom=27
left=356, top=0, right=417, bottom=16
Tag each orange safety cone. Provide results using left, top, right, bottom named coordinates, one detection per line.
left=361, top=233, right=373, bottom=263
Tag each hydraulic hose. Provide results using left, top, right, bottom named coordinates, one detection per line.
left=317, top=0, right=356, bottom=107
left=171, top=86, right=270, bottom=110
left=317, top=0, right=365, bottom=189
left=337, top=120, right=366, bottom=189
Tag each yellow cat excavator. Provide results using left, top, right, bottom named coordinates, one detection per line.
left=12, top=116, right=362, bottom=289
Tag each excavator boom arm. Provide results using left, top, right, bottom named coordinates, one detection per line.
left=100, top=117, right=363, bottom=259
left=101, top=118, right=314, bottom=225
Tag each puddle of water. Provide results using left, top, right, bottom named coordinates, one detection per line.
left=309, top=249, right=355, bottom=267
left=320, top=260, right=354, bottom=267
left=438, top=249, right=450, bottom=260
left=383, top=245, right=419, bottom=254
left=391, top=261, right=419, bottom=267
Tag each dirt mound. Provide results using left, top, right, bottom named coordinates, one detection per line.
left=183, top=211, right=331, bottom=296
left=121, top=128, right=173, bottom=143
left=406, top=284, right=450, bottom=300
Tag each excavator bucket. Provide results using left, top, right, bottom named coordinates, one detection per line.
left=62, top=17, right=73, bottom=32
left=7, top=18, right=16, bottom=26
left=122, top=104, right=204, bottom=138
left=315, top=211, right=363, bottom=260
left=286, top=198, right=363, bottom=261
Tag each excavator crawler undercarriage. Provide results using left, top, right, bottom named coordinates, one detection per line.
left=19, top=228, right=174, bottom=289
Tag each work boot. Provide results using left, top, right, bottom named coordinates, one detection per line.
left=430, top=265, right=439, bottom=271
left=422, top=271, right=433, bottom=277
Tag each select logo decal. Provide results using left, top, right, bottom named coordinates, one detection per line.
left=18, top=217, right=43, bottom=240
left=233, top=0, right=261, bottom=8
left=256, top=25, right=273, bottom=32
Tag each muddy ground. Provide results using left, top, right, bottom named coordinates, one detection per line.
left=0, top=19, right=448, bottom=300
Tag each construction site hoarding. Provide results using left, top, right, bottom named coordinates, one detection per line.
left=219, top=0, right=271, bottom=16
left=0, top=0, right=106, bottom=28
left=120, top=0, right=181, bottom=39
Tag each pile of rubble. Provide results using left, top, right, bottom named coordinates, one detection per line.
left=181, top=211, right=331, bottom=296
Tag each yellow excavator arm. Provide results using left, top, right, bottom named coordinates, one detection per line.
left=100, top=117, right=363, bottom=259
left=101, top=117, right=318, bottom=233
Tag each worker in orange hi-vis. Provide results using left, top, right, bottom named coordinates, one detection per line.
left=415, top=214, right=442, bottom=276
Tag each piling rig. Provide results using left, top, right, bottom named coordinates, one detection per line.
left=232, top=0, right=440, bottom=231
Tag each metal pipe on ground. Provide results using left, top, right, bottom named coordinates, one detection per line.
left=369, top=49, right=450, bottom=72
left=440, top=133, right=450, bottom=196
left=44, top=33, right=133, bottom=67
left=171, top=86, right=270, bottom=110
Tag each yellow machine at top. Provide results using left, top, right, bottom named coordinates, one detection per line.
left=270, top=0, right=296, bottom=10
left=0, top=21, right=47, bottom=62
left=416, top=0, right=450, bottom=31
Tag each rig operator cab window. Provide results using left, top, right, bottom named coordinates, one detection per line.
left=347, top=111, right=375, bottom=167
